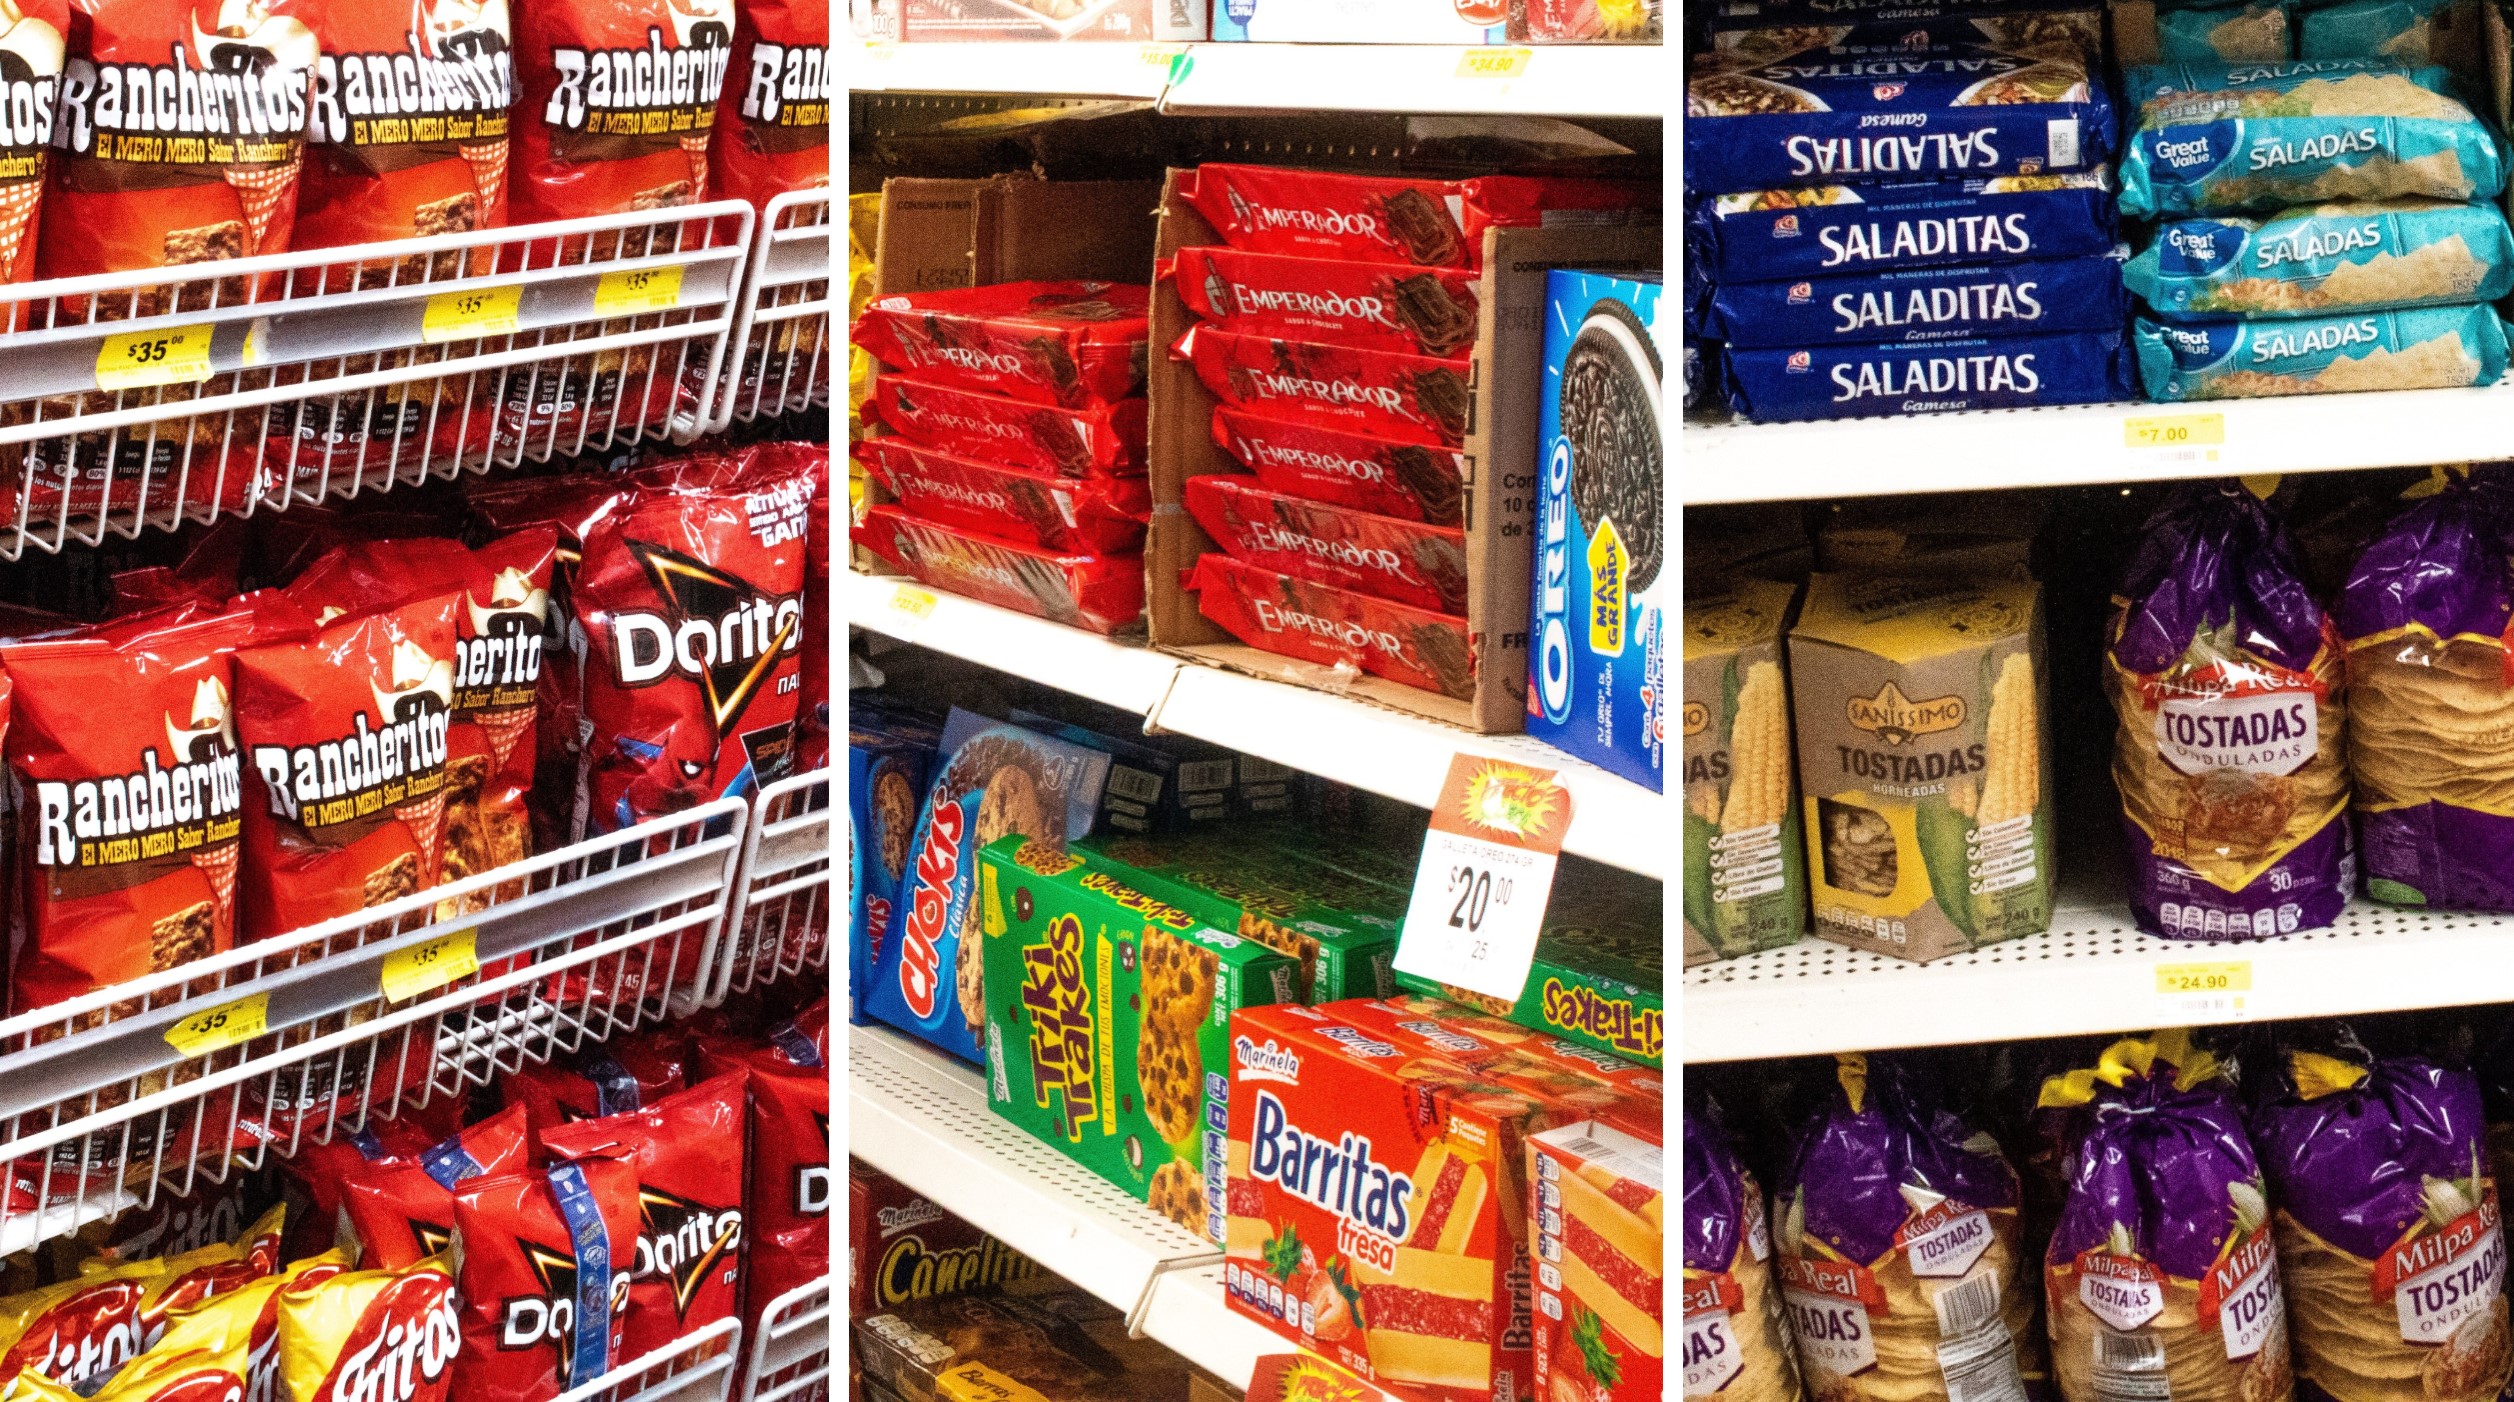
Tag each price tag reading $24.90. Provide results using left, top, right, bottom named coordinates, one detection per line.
left=1393, top=754, right=1575, bottom=1003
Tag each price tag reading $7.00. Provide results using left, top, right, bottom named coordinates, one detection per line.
left=1393, top=754, right=1575, bottom=1003
left=381, top=928, right=480, bottom=1003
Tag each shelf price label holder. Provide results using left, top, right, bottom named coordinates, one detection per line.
left=381, top=927, right=481, bottom=1003
left=2156, top=958, right=2253, bottom=1020
left=164, top=992, right=270, bottom=1057
left=1393, top=753, right=1573, bottom=1003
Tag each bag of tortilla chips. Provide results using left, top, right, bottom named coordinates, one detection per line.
left=1686, top=1100, right=1805, bottom=1402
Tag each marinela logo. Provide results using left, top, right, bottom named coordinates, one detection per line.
left=1846, top=681, right=1965, bottom=747
left=612, top=542, right=803, bottom=738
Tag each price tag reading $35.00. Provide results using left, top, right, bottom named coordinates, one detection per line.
left=1393, top=754, right=1575, bottom=1003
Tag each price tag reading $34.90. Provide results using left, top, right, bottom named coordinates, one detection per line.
left=1392, top=754, right=1575, bottom=1003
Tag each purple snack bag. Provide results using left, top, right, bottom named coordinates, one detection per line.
left=2251, top=1040, right=2510, bottom=1402
left=1774, top=1055, right=2042, bottom=1402
left=1686, top=1103, right=1807, bottom=1402
left=2340, top=469, right=2514, bottom=911
left=2039, top=1031, right=2293, bottom=1402
left=2107, top=482, right=2354, bottom=941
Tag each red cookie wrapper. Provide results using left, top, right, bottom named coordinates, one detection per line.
left=1168, top=246, right=1481, bottom=360
left=859, top=504, right=1144, bottom=636
left=1176, top=324, right=1470, bottom=449
left=1211, top=407, right=1466, bottom=526
left=1176, top=163, right=1648, bottom=270
left=1184, top=473, right=1467, bottom=614
left=1188, top=552, right=1474, bottom=700
left=851, top=281, right=1152, bottom=408
left=853, top=438, right=1148, bottom=555
left=867, top=375, right=1146, bottom=479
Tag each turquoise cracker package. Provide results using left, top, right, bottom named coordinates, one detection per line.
left=2133, top=303, right=2509, bottom=399
left=2127, top=198, right=2514, bottom=319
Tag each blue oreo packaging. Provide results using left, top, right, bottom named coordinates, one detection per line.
left=1720, top=330, right=2135, bottom=420
left=2132, top=305, right=2510, bottom=399
left=1684, top=42, right=2118, bottom=195
left=1687, top=173, right=2117, bottom=284
left=1531, top=270, right=1665, bottom=791
left=864, top=709, right=1110, bottom=1064
left=846, top=708, right=939, bottom=1026
left=2125, top=199, right=2514, bottom=319
left=1690, top=248, right=2129, bottom=345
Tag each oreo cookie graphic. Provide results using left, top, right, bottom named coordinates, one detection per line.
left=1560, top=296, right=1665, bottom=596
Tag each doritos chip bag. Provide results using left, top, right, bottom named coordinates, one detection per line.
left=233, top=590, right=459, bottom=939
left=340, top=1105, right=531, bottom=1272
left=275, top=1260, right=461, bottom=1402
left=500, top=1045, right=686, bottom=1150
left=698, top=1018, right=824, bottom=1336
left=709, top=0, right=824, bottom=211
left=449, top=1161, right=638, bottom=1402
left=40, top=0, right=320, bottom=301
left=0, top=1, right=67, bottom=290
left=150, top=1250, right=351, bottom=1402
left=3, top=614, right=242, bottom=1015
left=540, top=1072, right=746, bottom=1363
left=509, top=0, right=734, bottom=224
left=278, top=1121, right=434, bottom=1263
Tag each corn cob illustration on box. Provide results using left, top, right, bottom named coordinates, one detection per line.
left=1684, top=578, right=1809, bottom=966
left=1786, top=572, right=2056, bottom=963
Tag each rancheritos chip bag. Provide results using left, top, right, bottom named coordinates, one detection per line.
left=1685, top=1098, right=1803, bottom=1402
left=2107, top=482, right=2354, bottom=940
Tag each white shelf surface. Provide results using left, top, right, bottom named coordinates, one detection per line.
left=849, top=40, right=1664, bottom=117
left=1684, top=385, right=2514, bottom=505
left=1686, top=886, right=2514, bottom=1064
left=848, top=1026, right=1282, bottom=1387
left=845, top=570, right=1664, bottom=878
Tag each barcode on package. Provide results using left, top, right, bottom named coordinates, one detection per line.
left=1933, top=1272, right=2002, bottom=1338
left=1548, top=1131, right=1662, bottom=1181
left=1106, top=765, right=1165, bottom=804
left=1179, top=759, right=1234, bottom=792
left=2048, top=117, right=2081, bottom=167
left=2091, top=1327, right=2172, bottom=1402
left=1938, top=1328, right=2026, bottom=1402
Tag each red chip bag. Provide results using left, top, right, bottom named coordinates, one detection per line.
left=500, top=1044, right=688, bottom=1151
left=1169, top=246, right=1481, bottom=359
left=40, top=0, right=321, bottom=298
left=1183, top=473, right=1469, bottom=613
left=710, top=0, right=826, bottom=211
left=232, top=591, right=459, bottom=940
left=1175, top=323, right=1471, bottom=448
left=0, top=2, right=68, bottom=291
left=1188, top=551, right=1475, bottom=701
left=295, top=1, right=514, bottom=265
left=133, top=1203, right=286, bottom=1352
left=787, top=444, right=831, bottom=772
left=696, top=1026, right=824, bottom=1337
left=279, top=1121, right=436, bottom=1263
left=339, top=1105, right=531, bottom=1271
left=450, top=1160, right=639, bottom=1402
left=509, top=0, right=735, bottom=224
left=276, top=1260, right=462, bottom=1402
left=1210, top=406, right=1465, bottom=527
left=3, top=615, right=241, bottom=1014
left=572, top=467, right=810, bottom=834
left=851, top=438, right=1148, bottom=555
left=0, top=1260, right=161, bottom=1392
left=867, top=375, right=1146, bottom=479
left=851, top=283, right=1151, bottom=409
left=855, top=504, right=1143, bottom=636
left=1176, top=164, right=1646, bottom=270
left=540, top=1072, right=747, bottom=1362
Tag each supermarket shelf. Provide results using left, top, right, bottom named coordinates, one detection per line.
left=847, top=570, right=1664, bottom=878
left=1684, top=385, right=2514, bottom=505
left=849, top=41, right=1664, bottom=117
left=565, top=1318, right=741, bottom=1402
left=717, top=189, right=833, bottom=431
left=1684, top=885, right=2514, bottom=1063
left=849, top=1025, right=1281, bottom=1387
left=717, top=768, right=834, bottom=1001
left=738, top=1277, right=834, bottom=1402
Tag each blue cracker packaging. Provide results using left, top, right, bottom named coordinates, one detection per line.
left=2154, top=0, right=2294, bottom=62
left=1690, top=248, right=2129, bottom=345
left=1701, top=2, right=2105, bottom=63
left=847, top=712, right=939, bottom=1026
left=1532, top=271, right=1666, bottom=791
left=2118, top=59, right=2506, bottom=217
left=865, top=709, right=1112, bottom=1064
left=2125, top=198, right=2514, bottom=319
left=1684, top=42, right=2119, bottom=195
left=2297, top=0, right=2454, bottom=61
left=1722, top=329, right=2135, bottom=420
left=2133, top=304, right=2511, bottom=398
left=1687, top=173, right=2117, bottom=284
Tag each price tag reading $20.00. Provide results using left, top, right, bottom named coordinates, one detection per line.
left=1393, top=754, right=1575, bottom=1003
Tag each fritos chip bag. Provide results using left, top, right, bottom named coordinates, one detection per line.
left=40, top=0, right=321, bottom=298
left=540, top=1071, right=747, bottom=1362
left=2040, top=1031, right=2295, bottom=1402
left=698, top=1016, right=826, bottom=1336
left=509, top=0, right=734, bottom=223
left=148, top=1250, right=351, bottom=1402
left=449, top=1160, right=639, bottom=1402
left=709, top=0, right=825, bottom=211
left=275, top=1259, right=461, bottom=1402
left=233, top=590, right=459, bottom=938
left=339, top=1105, right=531, bottom=1271
left=295, top=1, right=514, bottom=263
left=0, top=1205, right=277, bottom=1395
left=129, top=1203, right=285, bottom=1349
left=0, top=0, right=67, bottom=288
left=7, top=1340, right=250, bottom=1402
left=3, top=614, right=242, bottom=1014
left=2107, top=482, right=2353, bottom=941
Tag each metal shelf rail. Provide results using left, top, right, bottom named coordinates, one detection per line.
left=738, top=1278, right=835, bottom=1402
left=717, top=768, right=834, bottom=1001
left=564, top=1318, right=744, bottom=1402
left=718, top=190, right=834, bottom=430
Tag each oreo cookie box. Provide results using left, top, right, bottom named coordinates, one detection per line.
left=865, top=710, right=1112, bottom=1065
left=1687, top=172, right=2118, bottom=285
left=1532, top=270, right=1666, bottom=791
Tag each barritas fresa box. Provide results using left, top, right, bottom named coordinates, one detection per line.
left=1529, top=1119, right=1663, bottom=1402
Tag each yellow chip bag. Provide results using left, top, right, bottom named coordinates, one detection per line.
left=0, top=1259, right=173, bottom=1393
left=151, top=1251, right=353, bottom=1402
left=9, top=1342, right=254, bottom=1402
left=275, top=1262, right=459, bottom=1402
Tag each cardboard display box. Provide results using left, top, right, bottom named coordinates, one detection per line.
left=872, top=174, right=1163, bottom=299
left=1145, top=170, right=1657, bottom=733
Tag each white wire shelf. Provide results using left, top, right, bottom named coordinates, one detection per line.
left=718, top=190, right=832, bottom=431
left=1685, top=882, right=2514, bottom=1063
left=848, top=1025, right=1283, bottom=1389
left=717, top=767, right=833, bottom=1002
left=848, top=40, right=1664, bottom=117
left=0, top=798, right=749, bottom=1252
left=1684, top=385, right=2514, bottom=506
left=845, top=569, right=1663, bottom=878
left=565, top=1318, right=743, bottom=1402
left=738, top=1277, right=833, bottom=1402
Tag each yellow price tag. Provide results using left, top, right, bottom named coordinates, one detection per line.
left=422, top=286, right=523, bottom=343
left=2156, top=959, right=2253, bottom=1018
left=381, top=928, right=481, bottom=1003
left=1456, top=47, right=1532, bottom=79
left=164, top=993, right=269, bottom=1058
left=1140, top=42, right=1185, bottom=65
left=96, top=324, right=215, bottom=391
left=891, top=584, right=937, bottom=621
left=2123, top=413, right=2226, bottom=450
left=594, top=266, right=685, bottom=317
